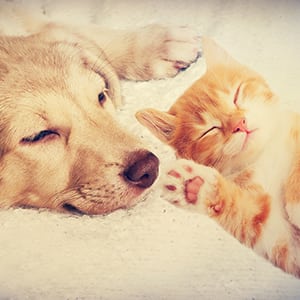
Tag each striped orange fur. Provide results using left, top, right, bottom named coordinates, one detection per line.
left=136, top=37, right=300, bottom=277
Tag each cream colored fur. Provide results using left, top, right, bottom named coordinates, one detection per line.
left=0, top=2, right=200, bottom=214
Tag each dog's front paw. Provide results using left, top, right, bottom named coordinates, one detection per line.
left=135, top=25, right=201, bottom=80
left=161, top=159, right=222, bottom=216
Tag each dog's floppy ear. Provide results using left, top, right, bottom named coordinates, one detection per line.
left=0, top=39, right=9, bottom=81
left=136, top=108, right=176, bottom=144
left=37, top=25, right=123, bottom=108
left=80, top=48, right=122, bottom=108
left=0, top=62, right=8, bottom=81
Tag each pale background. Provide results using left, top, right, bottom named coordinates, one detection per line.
left=0, top=0, right=300, bottom=299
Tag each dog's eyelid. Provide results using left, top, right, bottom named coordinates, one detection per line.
left=20, top=130, right=60, bottom=144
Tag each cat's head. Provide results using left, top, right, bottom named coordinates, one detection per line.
left=136, top=37, right=278, bottom=173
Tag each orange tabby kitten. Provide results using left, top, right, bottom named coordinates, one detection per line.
left=136, top=37, right=300, bottom=277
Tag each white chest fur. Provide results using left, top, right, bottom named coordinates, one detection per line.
left=253, top=112, right=297, bottom=257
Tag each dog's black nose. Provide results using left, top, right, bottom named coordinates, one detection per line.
left=123, top=151, right=159, bottom=188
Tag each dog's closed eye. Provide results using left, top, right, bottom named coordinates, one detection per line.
left=20, top=130, right=60, bottom=144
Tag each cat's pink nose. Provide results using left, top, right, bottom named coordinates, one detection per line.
left=233, top=118, right=248, bottom=133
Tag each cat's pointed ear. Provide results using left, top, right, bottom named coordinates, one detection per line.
left=136, top=109, right=176, bottom=143
left=202, top=36, right=239, bottom=69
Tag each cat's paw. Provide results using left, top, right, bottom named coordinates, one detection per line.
left=135, top=25, right=201, bottom=80
left=161, top=159, right=222, bottom=216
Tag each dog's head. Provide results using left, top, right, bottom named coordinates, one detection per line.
left=0, top=34, right=159, bottom=215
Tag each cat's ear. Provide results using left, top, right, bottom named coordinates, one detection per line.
left=136, top=109, right=176, bottom=143
left=202, top=36, right=239, bottom=69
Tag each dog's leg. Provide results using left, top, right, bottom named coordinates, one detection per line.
left=3, top=4, right=200, bottom=81
left=81, top=24, right=201, bottom=81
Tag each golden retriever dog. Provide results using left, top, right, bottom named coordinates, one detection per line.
left=0, top=3, right=200, bottom=214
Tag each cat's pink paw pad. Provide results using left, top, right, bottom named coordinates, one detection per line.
left=183, top=165, right=194, bottom=173
left=208, top=201, right=224, bottom=215
left=165, top=184, right=177, bottom=191
left=168, top=170, right=181, bottom=179
left=184, top=176, right=204, bottom=204
left=160, top=159, right=218, bottom=213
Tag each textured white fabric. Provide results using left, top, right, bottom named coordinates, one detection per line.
left=0, top=0, right=300, bottom=299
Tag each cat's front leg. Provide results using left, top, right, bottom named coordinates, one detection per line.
left=161, top=159, right=270, bottom=248
left=161, top=159, right=222, bottom=216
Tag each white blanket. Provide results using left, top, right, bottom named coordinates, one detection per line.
left=0, top=0, right=300, bottom=299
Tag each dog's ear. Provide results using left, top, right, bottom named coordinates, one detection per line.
left=0, top=62, right=8, bottom=81
left=0, top=39, right=9, bottom=81
left=80, top=48, right=122, bottom=108
left=136, top=108, right=176, bottom=144
left=37, top=25, right=123, bottom=108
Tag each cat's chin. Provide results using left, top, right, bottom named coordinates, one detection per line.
left=223, top=132, right=250, bottom=157
left=242, top=129, right=258, bottom=151
left=223, top=133, right=260, bottom=172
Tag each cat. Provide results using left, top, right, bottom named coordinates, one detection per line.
left=136, top=37, right=300, bottom=278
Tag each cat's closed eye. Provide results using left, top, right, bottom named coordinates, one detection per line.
left=199, top=126, right=220, bottom=139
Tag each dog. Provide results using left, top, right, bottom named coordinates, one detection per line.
left=0, top=2, right=200, bottom=215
